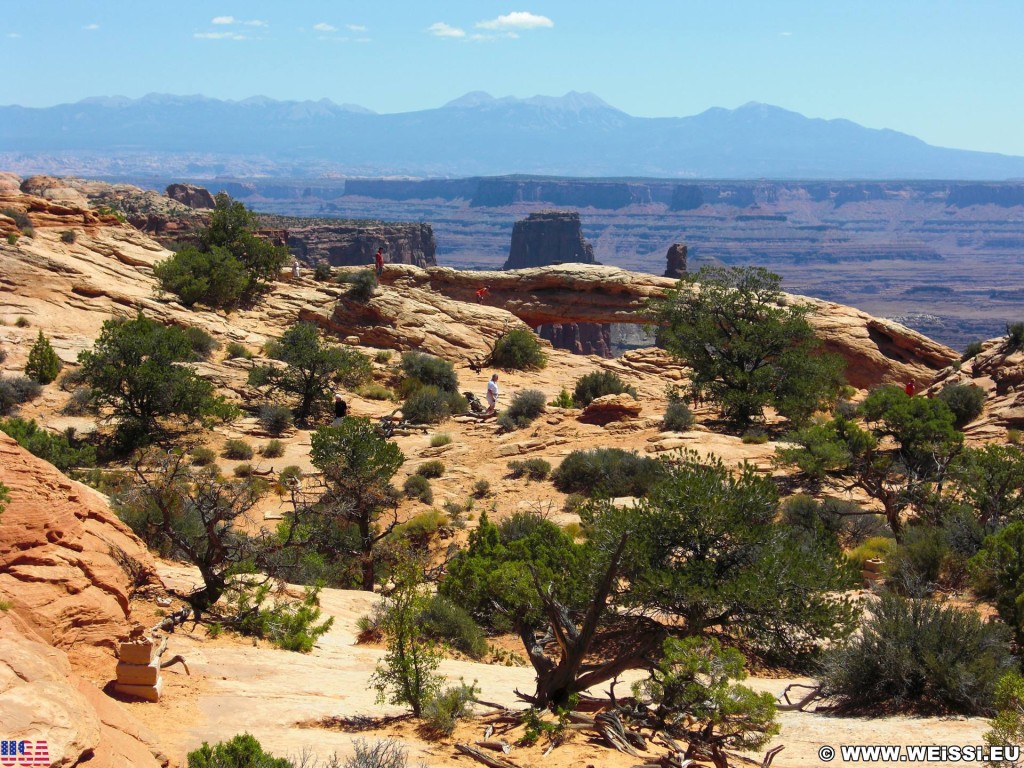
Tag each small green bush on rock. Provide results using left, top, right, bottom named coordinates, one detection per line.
left=489, top=328, right=547, bottom=370
left=222, top=439, right=254, bottom=460
left=572, top=370, right=636, bottom=407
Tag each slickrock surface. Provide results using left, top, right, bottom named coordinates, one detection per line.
left=0, top=433, right=157, bottom=667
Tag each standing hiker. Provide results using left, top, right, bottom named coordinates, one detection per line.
left=292, top=258, right=302, bottom=280
left=485, top=373, right=500, bottom=415
left=375, top=247, right=385, bottom=277
left=332, top=393, right=348, bottom=426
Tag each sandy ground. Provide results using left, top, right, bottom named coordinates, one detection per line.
left=125, top=563, right=991, bottom=768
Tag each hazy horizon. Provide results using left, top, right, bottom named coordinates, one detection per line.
left=2, top=1, right=1024, bottom=157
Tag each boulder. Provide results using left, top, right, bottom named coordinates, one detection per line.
left=580, top=393, right=642, bottom=425
left=165, top=183, right=216, bottom=209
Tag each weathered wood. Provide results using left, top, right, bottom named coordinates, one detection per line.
left=761, top=745, right=785, bottom=768
left=475, top=741, right=511, bottom=755
left=595, top=712, right=646, bottom=757
left=775, top=683, right=822, bottom=712
left=454, top=743, right=519, bottom=768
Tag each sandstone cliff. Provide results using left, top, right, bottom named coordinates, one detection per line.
left=286, top=221, right=436, bottom=268
left=0, top=434, right=166, bottom=767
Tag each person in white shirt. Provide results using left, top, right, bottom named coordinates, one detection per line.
left=485, top=373, right=500, bottom=415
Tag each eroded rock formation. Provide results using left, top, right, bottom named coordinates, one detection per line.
left=287, top=222, right=436, bottom=268
left=503, top=211, right=595, bottom=270
left=165, top=182, right=216, bottom=209
left=664, top=243, right=688, bottom=278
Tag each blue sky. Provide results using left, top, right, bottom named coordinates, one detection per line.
left=2, top=1, right=1024, bottom=155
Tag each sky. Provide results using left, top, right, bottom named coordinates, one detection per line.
left=2, top=1, right=1024, bottom=156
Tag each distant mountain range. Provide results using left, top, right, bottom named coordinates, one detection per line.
left=2, top=91, right=1024, bottom=179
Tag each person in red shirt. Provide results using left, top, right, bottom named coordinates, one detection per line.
left=374, top=247, right=385, bottom=277
left=475, top=286, right=490, bottom=303
left=904, top=380, right=916, bottom=396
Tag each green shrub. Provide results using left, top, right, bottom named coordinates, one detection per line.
left=489, top=328, right=546, bottom=370
left=230, top=584, right=334, bottom=653
left=154, top=245, right=248, bottom=308
left=224, top=341, right=252, bottom=360
left=819, top=592, right=1014, bottom=714
left=258, top=404, right=293, bottom=436
left=278, top=465, right=303, bottom=485
left=60, top=230, right=76, bottom=244
left=741, top=428, right=769, bottom=444
left=937, top=382, right=986, bottom=428
left=416, top=459, right=445, bottom=478
left=0, top=417, right=96, bottom=472
left=507, top=458, right=551, bottom=481
left=400, top=352, right=458, bottom=393
left=661, top=400, right=694, bottom=431
left=885, top=525, right=952, bottom=596
left=848, top=536, right=897, bottom=568
left=1, top=208, right=31, bottom=231
left=0, top=375, right=42, bottom=415
left=1008, top=322, right=1024, bottom=351
left=222, top=439, right=254, bottom=460
left=191, top=446, right=217, bottom=466
left=549, top=388, right=574, bottom=408
left=374, top=350, right=392, bottom=364
left=14, top=316, right=30, bottom=328
left=261, top=439, right=285, bottom=458
left=25, top=330, right=62, bottom=384
left=430, top=432, right=451, bottom=448
left=233, top=463, right=253, bottom=478
left=184, top=326, right=220, bottom=361
left=394, top=509, right=449, bottom=544
left=357, top=383, right=394, bottom=401
left=572, top=370, right=636, bottom=407
left=5, top=232, right=17, bottom=245
left=1009, top=429, right=1022, bottom=445
left=551, top=447, right=666, bottom=497
left=60, top=386, right=94, bottom=415
left=962, top=341, right=983, bottom=361
left=403, top=474, right=433, bottom=504
left=985, top=672, right=1024, bottom=759
left=313, top=261, right=332, bottom=281
left=402, top=385, right=467, bottom=424
left=422, top=681, right=480, bottom=736
left=336, top=347, right=373, bottom=389
left=343, top=739, right=413, bottom=768
left=472, top=479, right=490, bottom=498
left=186, top=733, right=292, bottom=768
left=498, top=389, right=546, bottom=431
left=346, top=269, right=378, bottom=301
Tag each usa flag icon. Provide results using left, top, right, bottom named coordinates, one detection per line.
left=0, top=740, right=50, bottom=766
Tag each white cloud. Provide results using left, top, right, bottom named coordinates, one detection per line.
left=243, top=19, right=267, bottom=27
left=314, top=22, right=337, bottom=32
left=476, top=11, right=553, bottom=31
left=347, top=24, right=366, bottom=32
left=194, top=31, right=248, bottom=40
left=7, top=32, right=20, bottom=38
left=211, top=16, right=266, bottom=27
left=212, top=16, right=234, bottom=25
left=780, top=31, right=792, bottom=37
left=428, top=22, right=465, bottom=38
left=83, top=23, right=99, bottom=31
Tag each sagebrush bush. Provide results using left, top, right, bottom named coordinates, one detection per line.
left=416, top=459, right=446, bottom=478
left=343, top=739, right=412, bottom=768
left=357, top=383, right=394, bottom=401
left=15, top=316, right=30, bottom=328
left=60, top=387, right=94, bottom=416
left=183, top=326, right=220, bottom=361
left=261, top=439, right=285, bottom=458
left=224, top=341, right=252, bottom=360
left=552, top=447, right=666, bottom=497
left=472, top=479, right=490, bottom=498
left=0, top=375, right=42, bottom=415
left=394, top=510, right=449, bottom=545
left=402, top=385, right=467, bottom=424
left=819, top=592, right=1014, bottom=714
left=345, top=269, right=378, bottom=302
left=489, top=328, right=546, bottom=370
left=233, top=463, right=253, bottom=478
left=741, top=428, right=769, bottom=444
left=374, top=349, right=392, bottom=364
left=278, top=465, right=303, bottom=485
left=430, top=432, right=451, bottom=447
left=507, top=458, right=551, bottom=481
left=498, top=389, right=546, bottom=431
left=336, top=347, right=373, bottom=389
left=222, top=439, right=254, bottom=460
left=572, top=370, right=636, bottom=407
left=848, top=536, right=897, bottom=568
left=60, top=230, right=76, bottom=244
left=422, top=681, right=480, bottom=736
left=191, top=447, right=217, bottom=466
left=661, top=400, right=694, bottom=431
left=403, top=474, right=433, bottom=504
left=417, top=595, right=486, bottom=658
left=549, top=388, right=574, bottom=408
left=937, top=382, right=986, bottom=428
left=258, top=404, right=293, bottom=436
left=400, top=352, right=458, bottom=393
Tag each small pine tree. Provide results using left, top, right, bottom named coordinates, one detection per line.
left=25, top=330, right=61, bottom=384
